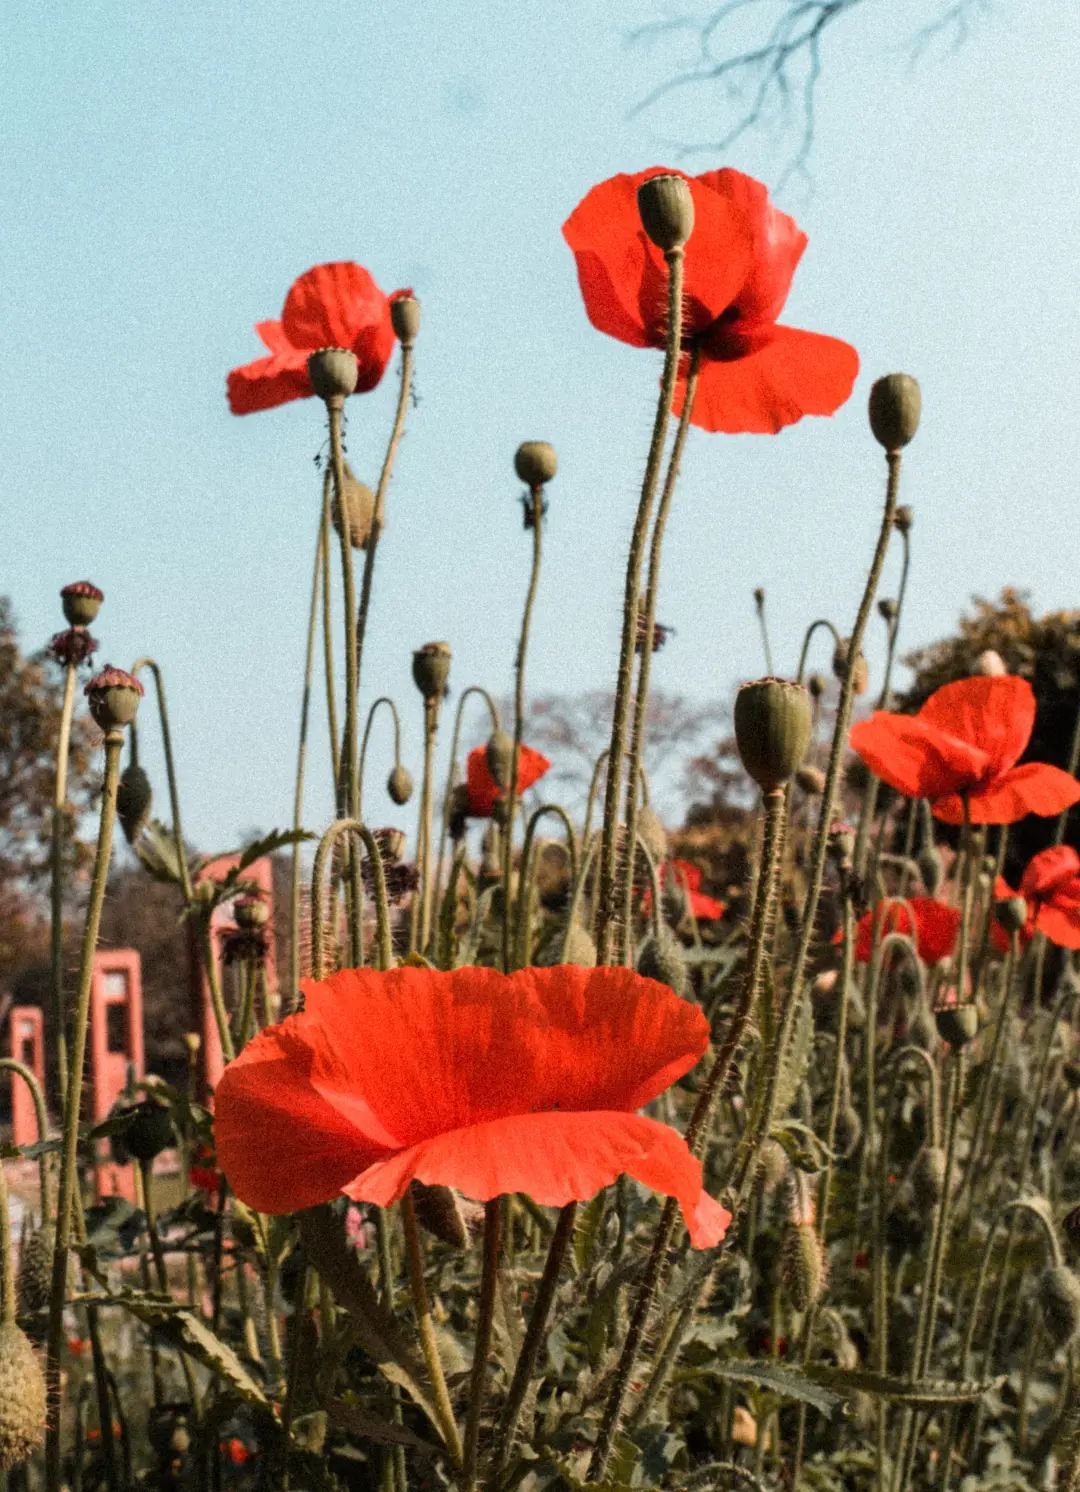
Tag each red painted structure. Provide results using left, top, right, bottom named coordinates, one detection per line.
left=90, top=949, right=143, bottom=1199
left=8, top=1006, right=45, bottom=1148
left=193, top=857, right=276, bottom=1092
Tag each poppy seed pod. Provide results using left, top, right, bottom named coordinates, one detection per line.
left=637, top=805, right=668, bottom=867
left=60, top=579, right=104, bottom=627
left=0, top=1323, right=47, bottom=1470
left=796, top=765, right=826, bottom=796
left=307, top=346, right=359, bottom=404
left=84, top=667, right=143, bottom=732
left=390, top=293, right=421, bottom=347
left=807, top=672, right=827, bottom=700
left=234, top=895, right=270, bottom=930
left=996, top=895, right=1028, bottom=936
left=894, top=504, right=914, bottom=534
left=514, top=441, right=558, bottom=488
left=485, top=729, right=516, bottom=791
left=387, top=764, right=414, bottom=805
left=117, top=763, right=153, bottom=844
left=935, top=1001, right=979, bottom=1047
left=911, top=1146, right=947, bottom=1212
left=1037, top=1265, right=1080, bottom=1349
left=636, top=172, right=695, bottom=252
left=734, top=678, right=812, bottom=793
left=331, top=465, right=377, bottom=549
left=411, top=641, right=451, bottom=700
left=122, top=1098, right=175, bottom=1164
left=868, top=373, right=921, bottom=451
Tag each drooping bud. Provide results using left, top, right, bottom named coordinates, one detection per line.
left=796, top=765, right=825, bottom=796
left=117, top=763, right=153, bottom=844
left=935, top=1000, right=979, bottom=1048
left=485, top=729, right=516, bottom=791
left=807, top=672, right=827, bottom=700
left=734, top=678, right=812, bottom=794
left=976, top=649, right=1007, bottom=677
left=833, top=1101, right=862, bottom=1158
left=911, top=1146, right=947, bottom=1212
left=832, top=637, right=869, bottom=695
left=1037, top=1265, right=1080, bottom=1349
left=537, top=919, right=597, bottom=968
left=447, top=783, right=470, bottom=839
left=637, top=925, right=688, bottom=999
left=410, top=1181, right=476, bottom=1249
left=918, top=846, right=944, bottom=894
left=307, top=347, right=358, bottom=404
left=331, top=464, right=377, bottom=549
left=390, top=291, right=421, bottom=347
left=234, top=895, right=270, bottom=930
left=60, top=580, right=104, bottom=627
left=387, top=765, right=414, bottom=805
left=757, top=1138, right=789, bottom=1192
left=782, top=1222, right=826, bottom=1311
left=0, top=1323, right=47, bottom=1470
left=122, top=1096, right=175, bottom=1164
left=514, top=441, right=558, bottom=488
left=16, top=1222, right=54, bottom=1315
left=996, top=896, right=1028, bottom=936
left=636, top=172, right=695, bottom=252
left=84, top=666, right=143, bottom=732
left=877, top=597, right=899, bottom=623
left=636, top=805, right=668, bottom=867
left=411, top=641, right=451, bottom=701
left=868, top=373, right=921, bottom=452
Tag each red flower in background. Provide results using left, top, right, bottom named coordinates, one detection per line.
left=465, top=743, right=551, bottom=817
left=227, top=262, right=397, bottom=415
left=993, top=846, right=1080, bottom=950
left=189, top=1142, right=221, bottom=1196
left=850, top=676, right=1080, bottom=825
left=214, top=964, right=730, bottom=1249
left=839, top=897, right=961, bottom=966
left=562, top=167, right=858, bottom=434
left=662, top=859, right=726, bottom=922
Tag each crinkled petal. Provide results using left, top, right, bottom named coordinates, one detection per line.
left=849, top=898, right=959, bottom=965
left=675, top=325, right=858, bottom=435
left=695, top=168, right=806, bottom=322
left=918, top=676, right=1034, bottom=777
left=1036, top=890, right=1080, bottom=949
left=935, top=762, right=1080, bottom=824
left=1020, top=845, right=1080, bottom=900
left=281, top=262, right=394, bottom=393
left=465, top=743, right=551, bottom=817
left=226, top=352, right=312, bottom=415
left=851, top=713, right=989, bottom=802
left=344, top=1109, right=730, bottom=1248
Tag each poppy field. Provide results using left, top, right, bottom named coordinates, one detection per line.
left=7, top=165, right=1080, bottom=1492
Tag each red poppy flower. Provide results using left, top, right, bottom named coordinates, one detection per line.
left=562, top=167, right=858, bottom=434
left=214, top=964, right=730, bottom=1249
left=850, top=676, right=1080, bottom=825
left=189, top=1142, right=221, bottom=1196
left=227, top=262, right=397, bottom=415
left=465, top=743, right=551, bottom=817
left=220, top=1438, right=251, bottom=1467
left=993, top=846, right=1080, bottom=950
left=838, top=897, right=960, bottom=965
left=661, top=859, right=726, bottom=922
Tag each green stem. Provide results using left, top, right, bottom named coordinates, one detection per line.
left=463, top=1199, right=502, bottom=1490
left=852, top=526, right=910, bottom=879
left=433, top=687, right=501, bottom=918
left=320, top=472, right=341, bottom=792
left=0, top=1151, right=14, bottom=1323
left=357, top=696, right=403, bottom=819
left=513, top=804, right=578, bottom=971
left=794, top=618, right=842, bottom=683
left=400, top=1190, right=463, bottom=1469
left=288, top=492, right=327, bottom=1011
left=49, top=660, right=77, bottom=1110
left=412, top=696, right=441, bottom=954
left=131, top=658, right=193, bottom=903
left=0, top=1059, right=51, bottom=1214
left=310, top=819, right=393, bottom=977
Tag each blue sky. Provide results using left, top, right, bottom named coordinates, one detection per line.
left=3, top=2, right=1077, bottom=848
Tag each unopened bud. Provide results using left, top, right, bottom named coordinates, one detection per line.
left=877, top=597, right=898, bottom=623
left=832, top=637, right=869, bottom=695
left=636, top=172, right=695, bottom=252
left=390, top=291, right=420, bottom=347
left=782, top=1222, right=826, bottom=1311
left=795, top=765, right=825, bottom=796
left=387, top=765, right=414, bottom=805
left=485, top=729, right=516, bottom=791
left=918, top=846, right=944, bottom=895
left=868, top=373, right=921, bottom=451
left=807, top=672, right=827, bottom=700
left=514, top=441, right=558, bottom=488
left=637, top=926, right=688, bottom=999
left=894, top=504, right=914, bottom=534
left=911, top=1146, right=947, bottom=1211
left=935, top=1000, right=979, bottom=1048
left=117, top=764, right=153, bottom=843
left=307, top=347, right=358, bottom=404
left=0, top=1323, right=47, bottom=1469
left=636, top=805, right=668, bottom=867
left=734, top=678, right=812, bottom=794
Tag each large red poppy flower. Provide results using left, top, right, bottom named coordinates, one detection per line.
left=662, top=859, right=726, bottom=922
left=993, top=846, right=1080, bottom=950
left=227, top=262, right=397, bottom=415
left=465, top=743, right=551, bottom=818
left=839, top=897, right=960, bottom=965
left=850, top=676, right=1080, bottom=825
left=562, top=167, right=858, bottom=434
left=213, top=964, right=730, bottom=1248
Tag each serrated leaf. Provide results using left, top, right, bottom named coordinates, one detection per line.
left=329, top=1399, right=440, bottom=1453
left=804, top=1365, right=1006, bottom=1406
left=678, top=1358, right=840, bottom=1416
left=135, top=819, right=187, bottom=887
left=232, top=828, right=313, bottom=873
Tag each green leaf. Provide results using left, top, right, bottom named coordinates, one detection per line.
left=678, top=1358, right=841, bottom=1416
left=772, top=986, right=815, bottom=1120
left=230, top=828, right=313, bottom=874
left=572, top=1193, right=606, bottom=1275
left=803, top=1365, right=1006, bottom=1406
left=329, top=1399, right=441, bottom=1453
left=135, top=819, right=187, bottom=887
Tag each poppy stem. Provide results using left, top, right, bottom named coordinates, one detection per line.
left=357, top=696, right=403, bottom=821
left=513, top=804, right=578, bottom=969
left=320, top=473, right=341, bottom=791
left=463, top=1198, right=502, bottom=1490
left=618, top=346, right=701, bottom=962
left=593, top=246, right=685, bottom=965
left=310, top=819, right=394, bottom=976
left=44, top=729, right=123, bottom=1492
left=130, top=657, right=194, bottom=904
left=500, top=483, right=545, bottom=972
left=433, top=687, right=501, bottom=921
left=0, top=1060, right=50, bottom=1217
left=754, top=588, right=774, bottom=675
left=412, top=694, right=442, bottom=954
left=400, top=1189, right=464, bottom=1470
left=49, top=658, right=77, bottom=1112
left=794, top=617, right=843, bottom=682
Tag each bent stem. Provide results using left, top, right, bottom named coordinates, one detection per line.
left=400, top=1189, right=463, bottom=1471
left=357, top=696, right=404, bottom=818
left=310, top=818, right=393, bottom=978
left=594, top=245, right=685, bottom=964
left=0, top=1059, right=51, bottom=1213
left=433, top=686, right=501, bottom=917
left=289, top=497, right=327, bottom=1009
left=131, top=657, right=193, bottom=904
left=49, top=659, right=78, bottom=1109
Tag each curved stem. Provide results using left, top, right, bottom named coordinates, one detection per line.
left=400, top=1189, right=463, bottom=1469
left=310, top=819, right=393, bottom=977
left=49, top=660, right=77, bottom=1110
left=513, top=803, right=578, bottom=971
left=357, top=696, right=403, bottom=817
left=0, top=1059, right=51, bottom=1213
left=412, top=696, right=441, bottom=955
left=289, top=500, right=327, bottom=1010
left=794, top=618, right=843, bottom=683
left=434, top=686, right=501, bottom=917
left=130, top=657, right=192, bottom=904
left=0, top=1153, right=14, bottom=1324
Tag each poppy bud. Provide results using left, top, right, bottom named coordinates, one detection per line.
left=332, top=465, right=377, bottom=549
left=234, top=895, right=270, bottom=930
left=636, top=172, right=695, bottom=252
left=485, top=729, right=516, bottom=791
left=868, top=373, right=921, bottom=452
left=1037, top=1265, right=1080, bottom=1349
left=60, top=579, right=104, bottom=627
left=894, top=504, right=914, bottom=534
left=996, top=895, right=1029, bottom=937
left=390, top=292, right=421, bottom=347
left=0, top=1323, right=47, bottom=1471
left=637, top=806, right=668, bottom=867
left=795, top=765, right=825, bottom=796
left=307, top=347, right=359, bottom=404
left=16, top=1222, right=53, bottom=1315
left=911, top=1146, right=947, bottom=1211
left=757, top=1138, right=789, bottom=1191
left=878, top=597, right=898, bottom=623
left=807, top=672, right=827, bottom=700
left=122, top=1097, right=175, bottom=1164
left=782, top=1222, right=826, bottom=1311
left=918, top=846, right=944, bottom=894
left=410, top=1181, right=473, bottom=1249
left=976, top=649, right=1007, bottom=677
left=827, top=821, right=856, bottom=867
left=832, top=637, right=869, bottom=695
left=935, top=1000, right=979, bottom=1047
left=537, top=919, right=597, bottom=968
left=387, top=765, right=414, bottom=805
left=84, top=666, right=143, bottom=732
left=909, top=999, right=938, bottom=1052
left=514, top=441, right=558, bottom=488
left=637, top=926, right=688, bottom=999
left=447, top=783, right=470, bottom=838
left=412, top=641, right=451, bottom=701
left=117, top=763, right=153, bottom=844
left=734, top=678, right=812, bottom=794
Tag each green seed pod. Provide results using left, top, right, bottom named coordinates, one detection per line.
left=410, top=1181, right=472, bottom=1250
left=514, top=441, right=558, bottom=488
left=412, top=641, right=451, bottom=700
left=387, top=764, right=414, bottom=805
left=996, top=896, right=1028, bottom=936
left=868, top=373, right=921, bottom=452
left=117, top=763, right=153, bottom=844
left=123, top=1098, right=175, bottom=1164
left=307, top=346, right=358, bottom=404
left=935, top=1001, right=979, bottom=1048
left=1038, top=1265, right=1080, bottom=1349
left=390, top=293, right=421, bottom=347
left=331, top=464, right=377, bottom=549
left=733, top=678, right=812, bottom=793
left=911, top=1146, right=947, bottom=1212
left=485, top=729, right=516, bottom=791
left=637, top=925, right=688, bottom=999
left=0, top=1323, right=47, bottom=1470
left=918, top=846, right=944, bottom=895
left=637, top=172, right=695, bottom=251
left=16, top=1223, right=54, bottom=1316
left=84, top=667, right=143, bottom=732
left=807, top=672, right=827, bottom=700
left=782, top=1222, right=826, bottom=1311
left=60, top=580, right=104, bottom=627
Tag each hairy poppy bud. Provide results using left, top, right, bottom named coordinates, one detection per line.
left=935, top=1000, right=979, bottom=1047
left=976, top=649, right=1007, bottom=677
left=796, top=765, right=825, bottom=796
left=832, top=637, right=869, bottom=695
left=1038, top=1265, right=1080, bottom=1349
left=0, top=1323, right=47, bottom=1470
left=996, top=896, right=1027, bottom=936
left=234, top=895, right=269, bottom=930
left=637, top=172, right=695, bottom=252
left=807, top=672, right=827, bottom=700
left=485, top=729, right=516, bottom=791
left=878, top=597, right=898, bottom=623
left=84, top=666, right=143, bottom=732
left=734, top=678, right=812, bottom=794
left=537, top=919, right=597, bottom=968
left=16, top=1222, right=53, bottom=1315
left=60, top=579, right=104, bottom=627
left=868, top=373, right=921, bottom=451
left=410, top=1181, right=474, bottom=1249
left=637, top=926, right=688, bottom=999
left=387, top=764, right=414, bottom=805
left=514, top=441, right=558, bottom=488
left=447, top=783, right=470, bottom=839
left=390, top=291, right=421, bottom=347
left=307, top=347, right=358, bottom=404
left=412, top=641, right=451, bottom=701
left=637, top=806, right=668, bottom=867
left=332, top=464, right=377, bottom=549
left=757, top=1138, right=789, bottom=1191
left=782, top=1222, right=826, bottom=1311
left=911, top=1146, right=947, bottom=1211
left=894, top=504, right=914, bottom=534
left=918, top=846, right=944, bottom=895
left=117, top=763, right=153, bottom=844
left=122, top=1097, right=175, bottom=1164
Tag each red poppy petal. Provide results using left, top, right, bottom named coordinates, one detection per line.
left=255, top=320, right=294, bottom=354
left=344, top=1109, right=729, bottom=1248
left=694, top=169, right=807, bottom=322
left=918, top=676, right=1034, bottom=778
left=675, top=326, right=858, bottom=435
left=1036, top=896, right=1080, bottom=949
left=213, top=1023, right=395, bottom=1213
left=1020, top=845, right=1080, bottom=899
left=689, top=892, right=726, bottom=921
left=226, top=354, right=312, bottom=415
left=465, top=744, right=551, bottom=817
left=851, top=713, right=989, bottom=802
left=566, top=248, right=654, bottom=348
left=668, top=859, right=703, bottom=894
left=281, top=261, right=391, bottom=357
left=956, top=763, right=1080, bottom=825
left=909, top=898, right=962, bottom=964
